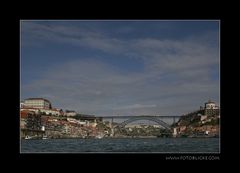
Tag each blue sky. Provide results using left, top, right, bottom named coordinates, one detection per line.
left=20, top=20, right=220, bottom=116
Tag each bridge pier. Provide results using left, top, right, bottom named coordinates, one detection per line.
left=110, top=117, right=115, bottom=136
left=173, top=128, right=178, bottom=137
left=110, top=128, right=114, bottom=136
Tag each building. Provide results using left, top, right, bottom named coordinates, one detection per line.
left=20, top=101, right=25, bottom=108
left=39, top=108, right=62, bottom=116
left=204, top=100, right=220, bottom=116
left=65, top=110, right=77, bottom=117
left=21, top=107, right=40, bottom=114
left=200, top=115, right=208, bottom=121
left=205, top=100, right=219, bottom=110
left=198, top=100, right=220, bottom=117
left=24, top=98, right=52, bottom=109
left=21, top=98, right=64, bottom=116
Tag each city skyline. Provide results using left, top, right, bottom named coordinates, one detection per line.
left=20, top=20, right=220, bottom=116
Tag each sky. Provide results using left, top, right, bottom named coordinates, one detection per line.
left=20, top=20, right=220, bottom=116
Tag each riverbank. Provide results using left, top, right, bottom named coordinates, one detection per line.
left=22, top=135, right=219, bottom=140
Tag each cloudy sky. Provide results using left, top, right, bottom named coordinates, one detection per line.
left=20, top=20, right=220, bottom=116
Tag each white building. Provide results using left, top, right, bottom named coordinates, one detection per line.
left=65, top=110, right=77, bottom=117
left=20, top=107, right=40, bottom=114
left=153, top=125, right=161, bottom=128
left=203, top=100, right=220, bottom=116
left=205, top=100, right=219, bottom=109
left=39, top=108, right=61, bottom=116
left=200, top=115, right=208, bottom=121
left=20, top=101, right=25, bottom=108
left=24, top=98, right=52, bottom=109
left=67, top=118, right=80, bottom=124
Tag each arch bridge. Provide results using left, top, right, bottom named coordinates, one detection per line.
left=117, top=116, right=171, bottom=130
left=100, top=115, right=181, bottom=131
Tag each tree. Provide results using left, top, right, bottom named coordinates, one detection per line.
left=26, top=112, right=41, bottom=130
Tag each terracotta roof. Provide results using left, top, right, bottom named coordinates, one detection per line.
left=20, top=110, right=35, bottom=118
left=51, top=108, right=59, bottom=111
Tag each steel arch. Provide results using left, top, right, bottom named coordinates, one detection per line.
left=117, top=117, right=171, bottom=130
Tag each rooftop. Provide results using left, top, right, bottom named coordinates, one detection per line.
left=20, top=110, right=35, bottom=118
left=25, top=98, right=51, bottom=103
left=206, top=99, right=215, bottom=104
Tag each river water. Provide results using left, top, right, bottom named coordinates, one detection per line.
left=21, top=138, right=220, bottom=153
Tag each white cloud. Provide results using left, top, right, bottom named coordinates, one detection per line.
left=22, top=57, right=219, bottom=116
left=21, top=22, right=219, bottom=116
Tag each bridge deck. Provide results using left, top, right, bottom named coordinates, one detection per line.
left=99, top=115, right=181, bottom=118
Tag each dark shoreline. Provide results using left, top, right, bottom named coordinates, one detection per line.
left=22, top=136, right=220, bottom=140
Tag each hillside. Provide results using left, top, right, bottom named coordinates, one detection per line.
left=173, top=111, right=220, bottom=137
